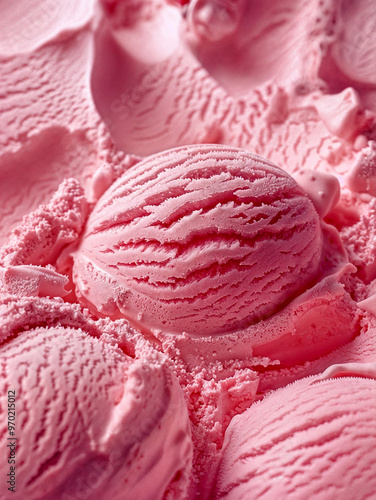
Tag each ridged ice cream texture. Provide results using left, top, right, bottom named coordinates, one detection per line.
left=0, top=326, right=192, bottom=500
left=73, top=144, right=323, bottom=336
left=214, top=373, right=376, bottom=500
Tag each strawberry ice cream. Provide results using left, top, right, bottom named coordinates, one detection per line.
left=1, top=0, right=376, bottom=499
left=71, top=143, right=359, bottom=368
left=72, top=144, right=324, bottom=335
left=214, top=366, right=376, bottom=500
left=0, top=296, right=192, bottom=500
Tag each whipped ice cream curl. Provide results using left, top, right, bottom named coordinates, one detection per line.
left=73, top=144, right=323, bottom=336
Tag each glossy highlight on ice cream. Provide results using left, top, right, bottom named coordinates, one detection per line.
left=72, top=144, right=323, bottom=335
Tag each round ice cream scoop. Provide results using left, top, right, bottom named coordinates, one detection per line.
left=0, top=326, right=192, bottom=500
left=214, top=373, right=376, bottom=499
left=72, top=144, right=323, bottom=336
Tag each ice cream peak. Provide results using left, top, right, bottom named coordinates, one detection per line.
left=72, top=144, right=323, bottom=336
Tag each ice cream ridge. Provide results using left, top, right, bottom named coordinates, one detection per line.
left=74, top=144, right=325, bottom=331
left=0, top=297, right=192, bottom=500
left=72, top=144, right=357, bottom=363
left=1, top=0, right=376, bottom=499
left=214, top=365, right=376, bottom=500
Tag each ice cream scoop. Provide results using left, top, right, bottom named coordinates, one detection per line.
left=0, top=324, right=192, bottom=500
left=213, top=370, right=376, bottom=499
left=72, top=144, right=323, bottom=336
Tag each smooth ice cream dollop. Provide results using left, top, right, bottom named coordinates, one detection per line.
left=73, top=144, right=323, bottom=336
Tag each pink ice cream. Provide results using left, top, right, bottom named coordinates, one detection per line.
left=92, top=0, right=375, bottom=174
left=214, top=367, right=376, bottom=499
left=0, top=0, right=376, bottom=499
left=72, top=144, right=324, bottom=336
left=0, top=298, right=192, bottom=500
left=0, top=0, right=101, bottom=246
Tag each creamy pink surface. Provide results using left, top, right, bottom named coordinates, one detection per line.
left=0, top=299, right=192, bottom=500
left=72, top=144, right=324, bottom=335
left=214, top=370, right=376, bottom=500
left=0, top=0, right=376, bottom=499
left=72, top=144, right=361, bottom=370
left=0, top=0, right=100, bottom=245
left=92, top=0, right=376, bottom=170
